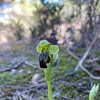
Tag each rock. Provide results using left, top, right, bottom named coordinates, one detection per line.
left=10, top=60, right=17, bottom=64
left=27, top=70, right=31, bottom=74
left=11, top=69, right=17, bottom=75
left=31, top=74, right=40, bottom=84
left=18, top=69, right=24, bottom=74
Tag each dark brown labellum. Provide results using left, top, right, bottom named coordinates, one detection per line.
left=39, top=52, right=50, bottom=68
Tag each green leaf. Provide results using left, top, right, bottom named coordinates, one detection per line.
left=37, top=40, right=50, bottom=53
left=49, top=45, right=59, bottom=54
left=53, top=53, right=58, bottom=62
left=89, top=84, right=99, bottom=100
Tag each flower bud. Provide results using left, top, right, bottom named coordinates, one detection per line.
left=89, top=84, right=99, bottom=100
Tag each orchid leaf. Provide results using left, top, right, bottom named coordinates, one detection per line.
left=89, top=84, right=99, bottom=100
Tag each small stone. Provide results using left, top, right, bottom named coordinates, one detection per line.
left=11, top=69, right=17, bottom=75
left=18, top=69, right=24, bottom=74
left=27, top=70, right=31, bottom=74
left=31, top=74, right=40, bottom=84
left=10, top=60, right=16, bottom=64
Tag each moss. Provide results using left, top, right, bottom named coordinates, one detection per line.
left=2, top=72, right=11, bottom=78
left=67, top=87, right=79, bottom=98
left=13, top=73, right=25, bottom=80
left=0, top=79, right=5, bottom=85
left=0, top=61, right=11, bottom=66
left=2, top=87, right=13, bottom=96
left=0, top=66, right=37, bottom=86
left=58, top=84, right=79, bottom=98
left=8, top=80, right=17, bottom=85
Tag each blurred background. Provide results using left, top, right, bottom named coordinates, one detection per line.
left=0, top=0, right=99, bottom=45
left=0, top=0, right=100, bottom=100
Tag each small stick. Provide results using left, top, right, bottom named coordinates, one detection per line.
left=80, top=64, right=100, bottom=80
left=75, top=37, right=97, bottom=70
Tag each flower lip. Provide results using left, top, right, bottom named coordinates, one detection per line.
left=39, top=52, right=50, bottom=68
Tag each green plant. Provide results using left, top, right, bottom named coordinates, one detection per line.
left=30, top=0, right=63, bottom=37
left=89, top=84, right=99, bottom=100
left=37, top=40, right=59, bottom=100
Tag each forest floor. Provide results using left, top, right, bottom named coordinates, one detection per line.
left=0, top=40, right=100, bottom=100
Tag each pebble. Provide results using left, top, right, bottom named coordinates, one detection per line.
left=18, top=69, right=24, bottom=74
left=31, top=74, right=40, bottom=84
left=11, top=69, right=17, bottom=75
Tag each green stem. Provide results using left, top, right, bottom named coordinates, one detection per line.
left=50, top=55, right=53, bottom=75
left=47, top=81, right=53, bottom=100
left=44, top=55, right=53, bottom=100
left=89, top=97, right=94, bottom=100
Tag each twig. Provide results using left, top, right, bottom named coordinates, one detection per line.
left=86, top=57, right=100, bottom=63
left=75, top=36, right=97, bottom=70
left=67, top=48, right=100, bottom=63
left=24, top=61, right=40, bottom=70
left=67, top=31, right=100, bottom=79
left=80, top=64, right=100, bottom=80
left=0, top=61, right=24, bottom=73
left=16, top=91, right=35, bottom=100
left=73, top=35, right=100, bottom=79
left=67, top=48, right=80, bottom=60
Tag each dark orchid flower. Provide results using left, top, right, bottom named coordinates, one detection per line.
left=39, top=52, right=50, bottom=68
left=37, top=40, right=59, bottom=69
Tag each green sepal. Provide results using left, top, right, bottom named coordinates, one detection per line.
left=49, top=45, right=59, bottom=54
left=37, top=45, right=42, bottom=53
left=52, top=53, right=58, bottom=62
left=39, top=40, right=50, bottom=46
left=37, top=40, right=50, bottom=53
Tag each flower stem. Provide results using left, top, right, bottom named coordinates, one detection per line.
left=47, top=81, right=53, bottom=100
left=50, top=54, right=53, bottom=75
